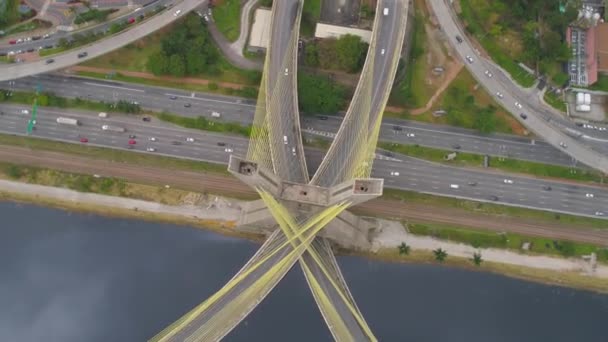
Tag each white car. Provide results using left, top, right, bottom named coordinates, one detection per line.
left=149, top=137, right=157, bottom=141
left=595, top=211, right=604, bottom=216
left=465, top=55, right=474, bottom=63
left=496, top=92, right=504, bottom=99
left=503, top=179, right=513, bottom=184
left=390, top=171, right=400, bottom=176
left=283, top=135, right=288, bottom=144
left=515, top=102, right=523, bottom=109
left=173, top=9, right=182, bottom=16
left=146, top=147, right=156, bottom=152
left=406, top=133, right=415, bottom=137
left=292, top=147, right=296, bottom=156
left=284, top=68, right=289, bottom=76
left=381, top=49, right=385, bottom=55
left=20, top=109, right=29, bottom=114
left=225, top=148, right=233, bottom=153
left=585, top=193, right=594, bottom=198
left=186, top=137, right=195, bottom=142
left=484, top=70, right=493, bottom=78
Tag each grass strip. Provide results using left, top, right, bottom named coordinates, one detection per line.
left=157, top=112, right=251, bottom=137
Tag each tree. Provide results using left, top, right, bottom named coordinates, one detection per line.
left=473, top=106, right=496, bottom=134
left=297, top=73, right=346, bottom=114
left=168, top=54, right=186, bottom=77
left=398, top=242, right=410, bottom=256
left=147, top=52, right=169, bottom=75
left=472, top=252, right=483, bottom=266
left=334, top=34, right=367, bottom=73
left=433, top=248, right=447, bottom=262
left=304, top=44, right=320, bottom=67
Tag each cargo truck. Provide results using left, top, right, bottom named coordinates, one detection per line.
left=56, top=117, right=80, bottom=126
left=101, top=125, right=126, bottom=132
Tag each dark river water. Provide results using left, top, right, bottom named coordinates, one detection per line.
left=1, top=201, right=607, bottom=342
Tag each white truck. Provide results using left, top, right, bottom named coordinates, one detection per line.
left=98, top=112, right=108, bottom=118
left=56, top=117, right=80, bottom=126
left=101, top=124, right=126, bottom=133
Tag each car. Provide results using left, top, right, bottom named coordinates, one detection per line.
left=26, top=48, right=34, bottom=53
left=292, top=147, right=296, bottom=156
left=515, top=102, right=523, bottom=109
left=149, top=137, right=157, bottom=141
left=147, top=147, right=156, bottom=152
left=393, top=125, right=403, bottom=131
left=21, top=109, right=29, bottom=114
left=224, top=148, right=233, bottom=153
left=596, top=211, right=604, bottom=216
left=484, top=70, right=493, bottom=78
left=184, top=103, right=191, bottom=108
left=381, top=49, right=385, bottom=55
left=80, top=137, right=88, bottom=143
left=455, top=35, right=463, bottom=43
left=318, top=115, right=328, bottom=120
left=496, top=92, right=504, bottom=99
left=465, top=55, right=474, bottom=63
left=503, top=179, right=513, bottom=184
left=599, top=127, right=607, bottom=131
left=173, top=9, right=182, bottom=16
left=45, top=58, right=54, bottom=64
left=128, top=134, right=136, bottom=139
left=284, top=68, right=289, bottom=76
left=519, top=113, right=528, bottom=120
left=585, top=193, right=594, bottom=198
left=128, top=139, right=137, bottom=145
left=542, top=185, right=552, bottom=191
left=468, top=181, right=477, bottom=186
left=390, top=171, right=400, bottom=176
left=575, top=122, right=584, bottom=127
left=559, top=141, right=567, bottom=149
left=217, top=142, right=226, bottom=146
left=171, top=141, right=182, bottom=145
left=406, top=133, right=415, bottom=137
left=450, top=184, right=460, bottom=189
left=142, top=117, right=151, bottom=122
left=128, top=17, right=135, bottom=24
left=211, top=111, right=221, bottom=118
left=452, top=144, right=461, bottom=150
left=203, top=14, right=209, bottom=22
left=298, top=40, right=303, bottom=50
left=186, top=137, right=195, bottom=142
left=489, top=195, right=499, bottom=201
left=383, top=7, right=389, bottom=15
left=283, top=135, right=288, bottom=144
left=77, top=52, right=88, bottom=58
left=9, top=40, right=16, bottom=45
left=169, top=95, right=178, bottom=100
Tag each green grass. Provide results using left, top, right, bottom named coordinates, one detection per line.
left=590, top=74, right=608, bottom=92
left=213, top=0, right=241, bottom=42
left=4, top=19, right=51, bottom=35
left=408, top=222, right=608, bottom=263
left=39, top=47, right=66, bottom=57
left=0, top=89, right=139, bottom=113
left=157, top=112, right=251, bottom=137
left=0, top=0, right=22, bottom=30
left=0, top=133, right=229, bottom=175
left=459, top=0, right=536, bottom=88
left=301, top=0, right=321, bottom=37
left=543, top=91, right=567, bottom=112
left=379, top=142, right=604, bottom=183
left=381, top=188, right=608, bottom=230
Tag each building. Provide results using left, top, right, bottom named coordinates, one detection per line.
left=567, top=4, right=605, bottom=86
left=314, top=23, right=372, bottom=43
left=248, top=8, right=272, bottom=52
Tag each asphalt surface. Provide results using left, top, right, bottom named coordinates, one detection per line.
left=1, top=103, right=607, bottom=218
left=0, top=0, right=201, bottom=81
left=429, top=0, right=608, bottom=174
left=1, top=74, right=583, bottom=167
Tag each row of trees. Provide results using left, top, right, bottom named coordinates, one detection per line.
left=147, top=15, right=220, bottom=77
left=297, top=72, right=347, bottom=114
left=398, top=242, right=483, bottom=265
left=304, top=34, right=368, bottom=73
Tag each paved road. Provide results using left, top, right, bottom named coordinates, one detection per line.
left=0, top=0, right=201, bottom=81
left=1, top=104, right=606, bottom=218
left=0, top=74, right=587, bottom=168
left=429, top=0, right=608, bottom=174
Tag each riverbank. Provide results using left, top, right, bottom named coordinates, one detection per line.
left=1, top=179, right=607, bottom=293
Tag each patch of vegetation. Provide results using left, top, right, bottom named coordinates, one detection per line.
left=158, top=112, right=251, bottom=137
left=0, top=89, right=141, bottom=113
left=590, top=75, right=608, bottom=92
left=74, top=8, right=116, bottom=25
left=297, top=72, right=348, bottom=114
left=543, top=90, right=567, bottom=112
left=304, top=34, right=368, bottom=73
left=3, top=19, right=51, bottom=35
left=301, top=0, right=321, bottom=37
left=409, top=223, right=608, bottom=263
left=0, top=0, right=25, bottom=30
left=213, top=0, right=241, bottom=42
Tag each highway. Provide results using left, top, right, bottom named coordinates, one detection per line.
left=1, top=74, right=579, bottom=167
left=0, top=0, right=202, bottom=81
left=429, top=0, right=608, bottom=174
left=0, top=0, right=173, bottom=53
left=1, top=104, right=606, bottom=219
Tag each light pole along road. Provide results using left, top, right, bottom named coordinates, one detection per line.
left=1, top=104, right=606, bottom=219
left=429, top=0, right=608, bottom=174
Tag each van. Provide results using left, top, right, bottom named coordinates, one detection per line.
left=383, top=8, right=389, bottom=15
left=450, top=184, right=459, bottom=189
left=211, top=111, right=221, bottom=118
left=98, top=112, right=108, bottom=118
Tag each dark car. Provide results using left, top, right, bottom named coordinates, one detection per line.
left=455, top=35, right=463, bottom=43
left=169, top=95, right=178, bottom=100
left=519, top=113, right=528, bottom=120
left=45, top=58, right=54, bottom=64
left=489, top=195, right=499, bottom=201
left=26, top=48, right=35, bottom=53
left=77, top=52, right=88, bottom=58
left=142, top=117, right=151, bottom=122
left=0, top=52, right=6, bottom=57
left=184, top=103, right=191, bottom=108
left=542, top=185, right=552, bottom=191
left=452, top=144, right=461, bottom=150
left=171, top=141, right=182, bottom=145
left=317, top=115, right=328, bottom=120
left=129, top=134, right=137, bottom=139
left=393, top=125, right=403, bottom=131
left=468, top=181, right=477, bottom=186
left=217, top=142, right=226, bottom=146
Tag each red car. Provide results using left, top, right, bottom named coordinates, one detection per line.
left=80, top=137, right=88, bottom=143
left=9, top=40, right=16, bottom=45
left=128, top=17, right=135, bottom=24
left=128, top=139, right=136, bottom=145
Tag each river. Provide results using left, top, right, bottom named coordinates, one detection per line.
left=1, top=201, right=607, bottom=341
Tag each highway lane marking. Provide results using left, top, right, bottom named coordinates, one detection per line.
left=84, top=82, right=145, bottom=93
left=164, top=93, right=255, bottom=107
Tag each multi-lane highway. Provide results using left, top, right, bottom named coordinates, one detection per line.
left=1, top=103, right=606, bottom=218
left=429, top=0, right=608, bottom=173
left=0, top=0, right=201, bottom=81
left=0, top=74, right=581, bottom=167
